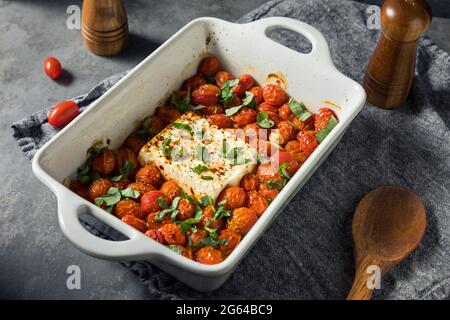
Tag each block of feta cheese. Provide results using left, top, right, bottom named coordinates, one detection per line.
left=138, top=112, right=257, bottom=202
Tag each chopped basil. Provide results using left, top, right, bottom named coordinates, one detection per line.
left=120, top=188, right=140, bottom=199
left=266, top=180, right=287, bottom=189
left=170, top=87, right=191, bottom=113
left=315, top=115, right=338, bottom=143
left=167, top=245, right=183, bottom=255
left=173, top=122, right=193, bottom=135
left=191, top=164, right=208, bottom=174
left=137, top=116, right=157, bottom=140
left=204, top=225, right=219, bottom=239
left=224, top=91, right=256, bottom=117
left=94, top=187, right=121, bottom=208
left=110, top=160, right=134, bottom=182
left=288, top=98, right=313, bottom=122
left=219, top=79, right=239, bottom=106
left=257, top=111, right=275, bottom=129
left=161, top=138, right=171, bottom=158
left=177, top=206, right=203, bottom=232
left=279, top=163, right=292, bottom=180
left=200, top=237, right=228, bottom=248
left=155, top=197, right=180, bottom=222
left=180, top=192, right=200, bottom=206
left=75, top=141, right=110, bottom=185
left=201, top=175, right=214, bottom=181
left=212, top=206, right=231, bottom=221
left=200, top=195, right=213, bottom=207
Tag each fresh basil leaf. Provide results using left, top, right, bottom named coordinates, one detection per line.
left=171, top=87, right=191, bottom=113
left=288, top=98, right=313, bottom=122
left=191, top=164, right=208, bottom=174
left=204, top=225, right=219, bottom=239
left=212, top=206, right=231, bottom=221
left=173, top=122, right=193, bottom=135
left=315, top=115, right=338, bottom=143
left=298, top=111, right=313, bottom=121
left=225, top=104, right=244, bottom=117
left=257, top=111, right=275, bottom=129
left=156, top=196, right=169, bottom=210
left=167, top=245, right=183, bottom=255
left=94, top=187, right=121, bottom=207
left=201, top=175, right=214, bottom=181
left=200, top=195, right=213, bottom=207
left=76, top=174, right=91, bottom=185
left=242, top=91, right=256, bottom=108
left=279, top=163, right=292, bottom=180
left=180, top=192, right=200, bottom=206
left=266, top=180, right=287, bottom=189
left=220, top=79, right=239, bottom=106
left=161, top=138, right=171, bottom=158
left=110, top=160, right=134, bottom=182
left=156, top=197, right=181, bottom=222
left=120, top=188, right=140, bottom=199
left=199, top=237, right=228, bottom=248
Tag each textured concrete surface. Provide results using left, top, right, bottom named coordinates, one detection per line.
left=0, top=0, right=449, bottom=299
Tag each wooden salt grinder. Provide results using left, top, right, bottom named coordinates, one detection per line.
left=363, top=0, right=432, bottom=109
left=81, top=0, right=128, bottom=56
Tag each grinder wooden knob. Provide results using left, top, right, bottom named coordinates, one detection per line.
left=363, top=0, right=432, bottom=109
left=81, top=0, right=128, bottom=56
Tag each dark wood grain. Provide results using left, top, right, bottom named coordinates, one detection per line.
left=81, top=0, right=128, bottom=56
left=363, top=0, right=432, bottom=109
left=347, top=186, right=426, bottom=300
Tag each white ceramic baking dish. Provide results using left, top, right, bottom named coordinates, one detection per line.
left=32, top=17, right=366, bottom=292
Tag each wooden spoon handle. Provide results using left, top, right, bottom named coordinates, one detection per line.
left=347, top=256, right=384, bottom=300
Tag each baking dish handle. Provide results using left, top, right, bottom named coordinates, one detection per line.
left=249, top=17, right=334, bottom=66
left=57, top=191, right=158, bottom=260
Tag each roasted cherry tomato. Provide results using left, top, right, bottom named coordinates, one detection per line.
left=257, top=102, right=279, bottom=113
left=218, top=229, right=241, bottom=255
left=189, top=229, right=208, bottom=248
left=44, top=57, right=62, bottom=80
left=122, top=215, right=148, bottom=233
left=285, top=140, right=308, bottom=164
left=243, top=123, right=261, bottom=142
left=278, top=103, right=294, bottom=121
left=249, top=86, right=263, bottom=105
left=233, top=74, right=255, bottom=97
left=198, top=56, right=220, bottom=76
left=291, top=115, right=314, bottom=132
left=200, top=104, right=224, bottom=116
left=276, top=121, right=298, bottom=144
left=249, top=139, right=278, bottom=157
left=160, top=180, right=181, bottom=203
left=259, top=183, right=279, bottom=201
left=145, top=229, right=166, bottom=244
left=262, top=83, right=287, bottom=107
left=192, top=84, right=220, bottom=106
left=114, top=148, right=139, bottom=178
left=314, top=108, right=337, bottom=130
left=114, top=199, right=143, bottom=219
left=207, top=114, right=234, bottom=129
left=199, top=206, right=225, bottom=230
left=230, top=107, right=257, bottom=128
left=146, top=211, right=171, bottom=229
left=123, top=133, right=146, bottom=155
left=215, top=71, right=233, bottom=87
left=297, top=132, right=319, bottom=157
left=48, top=100, right=79, bottom=127
left=240, top=173, right=260, bottom=192
left=218, top=187, right=247, bottom=210
left=196, top=246, right=223, bottom=265
left=159, top=223, right=186, bottom=246
left=141, top=190, right=167, bottom=214
left=88, top=178, right=112, bottom=202
left=271, top=151, right=299, bottom=176
left=247, top=190, right=269, bottom=217
left=112, top=178, right=131, bottom=190
left=182, top=74, right=207, bottom=90
left=177, top=198, right=195, bottom=220
left=256, top=163, right=278, bottom=177
left=69, top=180, right=89, bottom=200
left=157, top=106, right=182, bottom=124
left=91, top=149, right=115, bottom=176
left=136, top=164, right=161, bottom=188
left=227, top=207, right=257, bottom=236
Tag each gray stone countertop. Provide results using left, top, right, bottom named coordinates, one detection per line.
left=1, top=0, right=448, bottom=299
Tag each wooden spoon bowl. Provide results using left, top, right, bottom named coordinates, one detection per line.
left=347, top=186, right=426, bottom=300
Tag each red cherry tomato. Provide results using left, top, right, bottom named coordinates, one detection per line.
left=48, top=100, right=79, bottom=127
left=271, top=151, right=299, bottom=175
left=141, top=191, right=166, bottom=214
left=44, top=57, right=62, bottom=80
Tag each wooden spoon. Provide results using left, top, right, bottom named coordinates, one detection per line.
left=347, top=186, right=426, bottom=300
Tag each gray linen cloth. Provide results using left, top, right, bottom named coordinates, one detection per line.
left=11, top=0, right=450, bottom=300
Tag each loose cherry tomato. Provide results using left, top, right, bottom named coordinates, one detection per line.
left=48, top=100, right=79, bottom=127
left=141, top=190, right=167, bottom=213
left=297, top=132, right=319, bottom=157
left=44, top=57, right=62, bottom=80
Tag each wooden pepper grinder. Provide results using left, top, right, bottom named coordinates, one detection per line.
left=81, top=0, right=128, bottom=56
left=363, top=0, right=432, bottom=109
